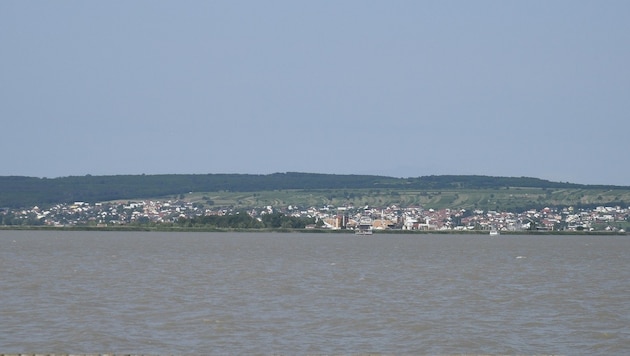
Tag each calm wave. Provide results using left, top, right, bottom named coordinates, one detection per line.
left=1, top=230, right=629, bottom=355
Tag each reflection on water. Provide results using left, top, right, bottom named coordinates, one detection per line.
left=1, top=231, right=629, bottom=354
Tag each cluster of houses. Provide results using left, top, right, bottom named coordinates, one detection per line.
left=320, top=205, right=628, bottom=233
left=2, top=199, right=628, bottom=233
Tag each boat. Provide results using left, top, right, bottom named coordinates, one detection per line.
left=489, top=228, right=500, bottom=236
left=355, top=215, right=373, bottom=235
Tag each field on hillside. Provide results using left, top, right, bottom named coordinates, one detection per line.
left=155, top=187, right=630, bottom=212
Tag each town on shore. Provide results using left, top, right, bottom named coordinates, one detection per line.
left=1, top=198, right=628, bottom=233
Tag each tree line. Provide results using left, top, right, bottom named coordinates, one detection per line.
left=1, top=172, right=625, bottom=208
left=175, top=212, right=318, bottom=229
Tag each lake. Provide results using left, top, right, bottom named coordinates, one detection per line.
left=1, top=230, right=629, bottom=355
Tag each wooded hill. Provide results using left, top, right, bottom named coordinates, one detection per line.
left=1, top=173, right=628, bottom=210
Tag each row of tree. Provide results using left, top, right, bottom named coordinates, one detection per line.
left=176, top=212, right=319, bottom=229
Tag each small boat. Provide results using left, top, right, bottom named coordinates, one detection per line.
left=489, top=228, right=500, bottom=236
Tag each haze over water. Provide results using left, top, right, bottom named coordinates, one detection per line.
left=1, top=231, right=629, bottom=355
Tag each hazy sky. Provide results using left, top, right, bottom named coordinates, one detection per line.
left=2, top=1, right=629, bottom=185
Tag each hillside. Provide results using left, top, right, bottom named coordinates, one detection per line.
left=180, top=187, right=630, bottom=213
left=1, top=173, right=628, bottom=211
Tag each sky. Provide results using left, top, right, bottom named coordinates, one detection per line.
left=1, top=1, right=629, bottom=185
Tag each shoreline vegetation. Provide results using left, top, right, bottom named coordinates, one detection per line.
left=1, top=225, right=627, bottom=235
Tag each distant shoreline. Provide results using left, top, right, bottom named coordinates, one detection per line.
left=1, top=225, right=627, bottom=236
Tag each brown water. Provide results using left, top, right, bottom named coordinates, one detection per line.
left=1, top=230, right=629, bottom=355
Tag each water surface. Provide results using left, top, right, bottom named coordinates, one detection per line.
left=1, top=231, right=629, bottom=354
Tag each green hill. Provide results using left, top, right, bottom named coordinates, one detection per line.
left=1, top=173, right=628, bottom=211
